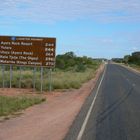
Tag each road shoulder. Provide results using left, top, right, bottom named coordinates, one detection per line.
left=0, top=65, right=104, bottom=140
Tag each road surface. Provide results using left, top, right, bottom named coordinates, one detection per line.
left=65, top=64, right=140, bottom=140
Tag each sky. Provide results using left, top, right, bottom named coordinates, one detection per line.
left=0, top=0, right=140, bottom=59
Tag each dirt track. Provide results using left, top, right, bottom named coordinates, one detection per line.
left=0, top=65, right=104, bottom=140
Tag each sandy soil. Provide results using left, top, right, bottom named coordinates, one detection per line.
left=0, top=65, right=104, bottom=140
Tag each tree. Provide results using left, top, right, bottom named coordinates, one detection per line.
left=123, top=55, right=130, bottom=64
left=129, top=52, right=140, bottom=65
left=55, top=51, right=99, bottom=71
left=64, top=52, right=76, bottom=59
left=55, top=55, right=65, bottom=69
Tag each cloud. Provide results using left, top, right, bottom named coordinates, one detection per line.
left=0, top=0, right=140, bottom=24
left=132, top=47, right=139, bottom=51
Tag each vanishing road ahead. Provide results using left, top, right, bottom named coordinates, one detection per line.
left=65, top=64, right=140, bottom=140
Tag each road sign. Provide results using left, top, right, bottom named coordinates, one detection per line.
left=0, top=35, right=56, bottom=67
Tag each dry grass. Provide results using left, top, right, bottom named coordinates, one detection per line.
left=0, top=64, right=100, bottom=91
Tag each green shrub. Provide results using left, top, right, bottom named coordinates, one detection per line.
left=75, top=63, right=86, bottom=72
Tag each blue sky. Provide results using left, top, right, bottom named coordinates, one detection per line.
left=0, top=0, right=140, bottom=59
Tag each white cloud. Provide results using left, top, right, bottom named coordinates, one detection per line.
left=132, top=47, right=139, bottom=51
left=0, top=0, right=140, bottom=24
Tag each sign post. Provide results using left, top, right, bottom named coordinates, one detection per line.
left=33, top=67, right=36, bottom=91
left=2, top=65, right=5, bottom=88
left=19, top=66, right=22, bottom=88
left=0, top=35, right=56, bottom=92
left=40, top=67, right=43, bottom=93
left=49, top=69, right=52, bottom=92
left=10, top=65, right=13, bottom=88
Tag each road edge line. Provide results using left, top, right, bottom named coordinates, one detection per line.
left=76, top=64, right=107, bottom=140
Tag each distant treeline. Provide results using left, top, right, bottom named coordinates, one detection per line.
left=112, top=51, right=140, bottom=65
left=56, top=51, right=101, bottom=72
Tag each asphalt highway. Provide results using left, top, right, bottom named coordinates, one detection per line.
left=64, top=64, right=140, bottom=140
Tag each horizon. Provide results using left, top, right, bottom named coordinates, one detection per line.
left=0, top=0, right=140, bottom=59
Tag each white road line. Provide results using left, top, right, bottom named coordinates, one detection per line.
left=76, top=65, right=107, bottom=140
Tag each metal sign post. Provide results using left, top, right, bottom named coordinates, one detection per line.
left=19, top=66, right=22, bottom=88
left=40, top=67, right=43, bottom=93
left=33, top=67, right=36, bottom=91
left=2, top=65, right=5, bottom=88
left=49, top=69, right=52, bottom=92
left=10, top=65, right=12, bottom=88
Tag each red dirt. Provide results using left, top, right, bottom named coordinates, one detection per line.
left=0, top=65, right=104, bottom=140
